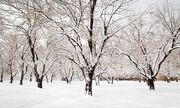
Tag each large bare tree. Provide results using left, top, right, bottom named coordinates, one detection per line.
left=122, top=0, right=180, bottom=90
left=34, top=0, right=136, bottom=95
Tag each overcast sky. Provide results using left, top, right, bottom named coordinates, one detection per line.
left=136, top=0, right=180, bottom=11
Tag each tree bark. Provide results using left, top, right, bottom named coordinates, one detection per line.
left=69, top=71, right=74, bottom=84
left=45, top=75, right=49, bottom=83
left=148, top=78, right=155, bottom=90
left=95, top=75, right=100, bottom=86
left=167, top=77, right=170, bottom=83
left=50, top=73, right=54, bottom=83
left=37, top=76, right=44, bottom=88
left=10, top=74, right=13, bottom=84
left=30, top=71, right=33, bottom=82
left=85, top=72, right=93, bottom=96
left=20, top=63, right=24, bottom=85
left=65, top=77, right=69, bottom=84
left=20, top=73, right=24, bottom=85
left=0, top=67, right=3, bottom=83
left=111, top=76, right=114, bottom=84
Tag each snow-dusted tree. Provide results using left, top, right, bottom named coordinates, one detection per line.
left=59, top=60, right=75, bottom=84
left=0, top=0, right=58, bottom=88
left=16, top=40, right=29, bottom=85
left=36, top=0, right=135, bottom=95
left=0, top=15, right=5, bottom=82
left=122, top=0, right=180, bottom=90
left=4, top=34, right=19, bottom=83
left=0, top=51, right=4, bottom=83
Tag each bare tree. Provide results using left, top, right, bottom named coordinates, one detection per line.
left=0, top=54, right=4, bottom=82
left=37, top=0, right=135, bottom=95
left=122, top=0, right=180, bottom=90
left=0, top=0, right=58, bottom=88
left=17, top=45, right=29, bottom=85
left=59, top=60, right=75, bottom=84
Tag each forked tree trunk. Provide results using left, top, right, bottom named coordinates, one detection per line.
left=85, top=72, right=94, bottom=96
left=148, top=78, right=155, bottom=90
left=65, top=77, right=70, bottom=84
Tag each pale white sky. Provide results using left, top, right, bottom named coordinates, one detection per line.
left=136, top=0, right=180, bottom=10
left=134, top=0, right=180, bottom=15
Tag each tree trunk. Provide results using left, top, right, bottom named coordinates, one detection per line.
left=20, top=73, right=24, bottom=85
left=20, top=65, right=24, bottom=85
left=85, top=72, right=93, bottom=96
left=30, top=72, right=33, bottom=82
left=50, top=73, right=54, bottom=83
left=167, top=77, right=170, bottom=83
left=111, top=77, right=114, bottom=84
left=175, top=77, right=178, bottom=82
left=37, top=76, right=44, bottom=88
left=176, top=79, right=178, bottom=82
left=10, top=65, right=13, bottom=83
left=148, top=78, right=155, bottom=90
left=95, top=75, right=100, bottom=86
left=10, top=74, right=13, bottom=84
left=45, top=75, right=49, bottom=83
left=65, top=77, right=70, bottom=84
left=0, top=67, right=3, bottom=83
left=69, top=71, right=74, bottom=84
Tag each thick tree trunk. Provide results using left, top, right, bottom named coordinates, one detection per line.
left=37, top=76, right=44, bottom=88
left=0, top=67, right=3, bottom=83
left=85, top=80, right=93, bottom=96
left=85, top=72, right=93, bottom=96
left=148, top=78, right=155, bottom=90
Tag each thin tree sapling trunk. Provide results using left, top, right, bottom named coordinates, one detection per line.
left=0, top=67, right=3, bottom=83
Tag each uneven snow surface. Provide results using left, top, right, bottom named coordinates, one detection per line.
left=0, top=81, right=180, bottom=108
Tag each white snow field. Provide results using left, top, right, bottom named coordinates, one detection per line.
left=0, top=81, right=180, bottom=108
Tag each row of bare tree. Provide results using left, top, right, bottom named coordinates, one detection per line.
left=0, top=0, right=180, bottom=95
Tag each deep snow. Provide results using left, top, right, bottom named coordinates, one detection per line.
left=0, top=81, right=180, bottom=108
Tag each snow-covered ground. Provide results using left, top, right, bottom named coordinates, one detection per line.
left=0, top=81, right=180, bottom=108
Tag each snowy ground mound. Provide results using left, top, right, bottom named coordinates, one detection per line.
left=0, top=81, right=180, bottom=108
